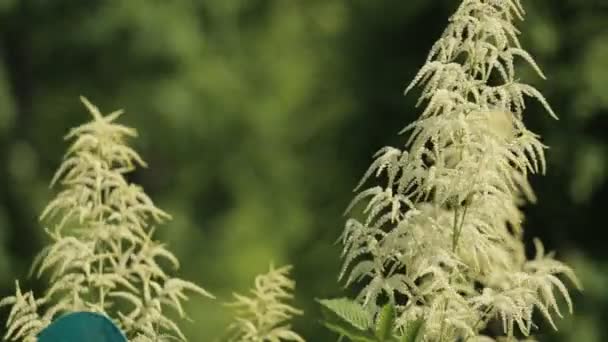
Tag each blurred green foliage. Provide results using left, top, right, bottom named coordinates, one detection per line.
left=0, top=1, right=606, bottom=341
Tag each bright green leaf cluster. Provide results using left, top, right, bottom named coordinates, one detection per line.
left=318, top=298, right=423, bottom=342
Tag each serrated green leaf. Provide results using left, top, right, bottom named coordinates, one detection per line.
left=374, top=303, right=395, bottom=341
left=399, top=318, right=424, bottom=342
left=322, top=319, right=377, bottom=342
left=317, top=298, right=372, bottom=331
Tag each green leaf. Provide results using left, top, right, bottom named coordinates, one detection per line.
left=317, top=298, right=372, bottom=331
left=374, top=303, right=395, bottom=341
left=322, top=319, right=377, bottom=342
left=399, top=318, right=424, bottom=342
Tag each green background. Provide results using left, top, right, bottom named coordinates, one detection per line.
left=0, top=0, right=606, bottom=341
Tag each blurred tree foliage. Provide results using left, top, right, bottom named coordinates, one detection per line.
left=0, top=0, right=606, bottom=341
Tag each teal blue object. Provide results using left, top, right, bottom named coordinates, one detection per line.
left=37, top=311, right=127, bottom=342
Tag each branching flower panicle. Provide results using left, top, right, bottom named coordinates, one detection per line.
left=1, top=97, right=212, bottom=342
left=339, top=0, right=580, bottom=341
left=226, top=265, right=304, bottom=342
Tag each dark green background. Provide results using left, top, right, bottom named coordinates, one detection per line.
left=0, top=1, right=606, bottom=341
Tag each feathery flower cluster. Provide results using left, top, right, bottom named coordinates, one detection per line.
left=226, top=265, right=304, bottom=342
left=340, top=0, right=579, bottom=340
left=0, top=97, right=212, bottom=341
